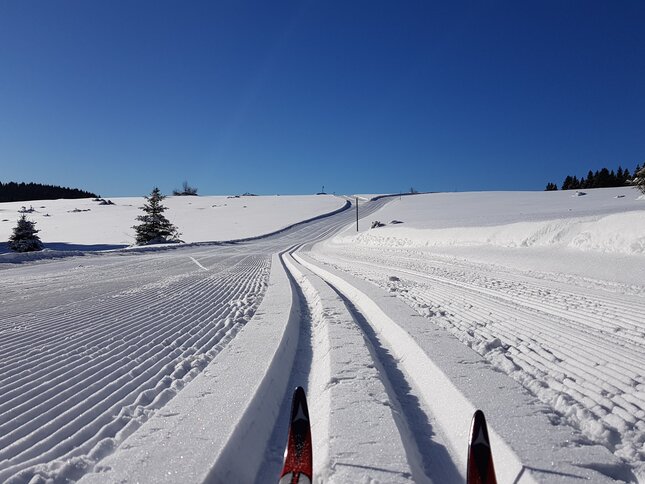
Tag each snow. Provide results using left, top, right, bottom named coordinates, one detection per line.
left=79, top=253, right=299, bottom=484
left=341, top=187, right=645, bottom=254
left=2, top=187, right=644, bottom=483
left=310, top=186, right=645, bottom=481
left=0, top=194, right=346, bottom=253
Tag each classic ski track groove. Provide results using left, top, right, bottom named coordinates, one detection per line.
left=309, top=247, right=645, bottom=467
left=281, top=250, right=422, bottom=483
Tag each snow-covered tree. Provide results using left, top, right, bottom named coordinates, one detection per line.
left=132, top=187, right=181, bottom=245
left=635, top=166, right=645, bottom=194
left=9, top=214, right=44, bottom=252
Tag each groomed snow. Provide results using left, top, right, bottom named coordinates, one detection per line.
left=2, top=188, right=645, bottom=483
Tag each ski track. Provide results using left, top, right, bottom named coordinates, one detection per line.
left=309, top=244, right=645, bottom=473
left=277, top=249, right=423, bottom=483
left=0, top=197, right=391, bottom=483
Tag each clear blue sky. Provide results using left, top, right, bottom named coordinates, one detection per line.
left=1, top=1, right=644, bottom=196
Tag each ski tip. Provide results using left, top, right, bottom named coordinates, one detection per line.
left=281, top=386, right=313, bottom=481
left=291, top=386, right=310, bottom=423
left=470, top=410, right=490, bottom=445
left=467, top=409, right=497, bottom=484
left=473, top=409, right=486, bottom=423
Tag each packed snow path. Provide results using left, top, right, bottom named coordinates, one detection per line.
left=1, top=196, right=638, bottom=483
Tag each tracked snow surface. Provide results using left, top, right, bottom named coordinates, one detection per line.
left=1, top=188, right=644, bottom=483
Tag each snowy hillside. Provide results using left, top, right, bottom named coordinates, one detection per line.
left=0, top=194, right=346, bottom=253
left=1, top=188, right=644, bottom=483
left=341, top=187, right=645, bottom=253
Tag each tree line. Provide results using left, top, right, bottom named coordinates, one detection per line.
left=0, top=181, right=98, bottom=203
left=545, top=164, right=643, bottom=191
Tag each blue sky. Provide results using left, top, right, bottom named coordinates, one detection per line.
left=1, top=1, right=644, bottom=196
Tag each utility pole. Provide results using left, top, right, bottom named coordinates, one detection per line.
left=356, top=197, right=359, bottom=232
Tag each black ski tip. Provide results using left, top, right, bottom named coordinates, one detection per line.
left=473, top=409, right=486, bottom=426
left=470, top=409, right=490, bottom=445
left=468, top=409, right=497, bottom=484
left=289, top=386, right=310, bottom=424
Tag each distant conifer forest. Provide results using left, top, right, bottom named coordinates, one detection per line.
left=0, top=181, right=98, bottom=202
left=545, top=163, right=643, bottom=191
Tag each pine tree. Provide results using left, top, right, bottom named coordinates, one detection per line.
left=595, top=168, right=610, bottom=188
left=9, top=214, right=44, bottom=252
left=617, top=166, right=624, bottom=184
left=132, top=187, right=181, bottom=245
left=561, top=175, right=573, bottom=190
left=624, top=168, right=631, bottom=183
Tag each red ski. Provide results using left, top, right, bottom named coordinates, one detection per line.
left=279, top=386, right=313, bottom=484
left=467, top=410, right=498, bottom=484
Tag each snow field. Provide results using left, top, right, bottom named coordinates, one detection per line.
left=309, top=188, right=645, bottom=480
left=338, top=187, right=645, bottom=256
left=3, top=190, right=643, bottom=482
left=1, top=195, right=394, bottom=483
left=0, top=194, right=347, bottom=252
left=0, top=249, right=271, bottom=483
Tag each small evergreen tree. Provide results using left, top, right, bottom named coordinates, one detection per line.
left=132, top=187, right=181, bottom=245
left=545, top=182, right=558, bottom=191
left=9, top=214, right=44, bottom=252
